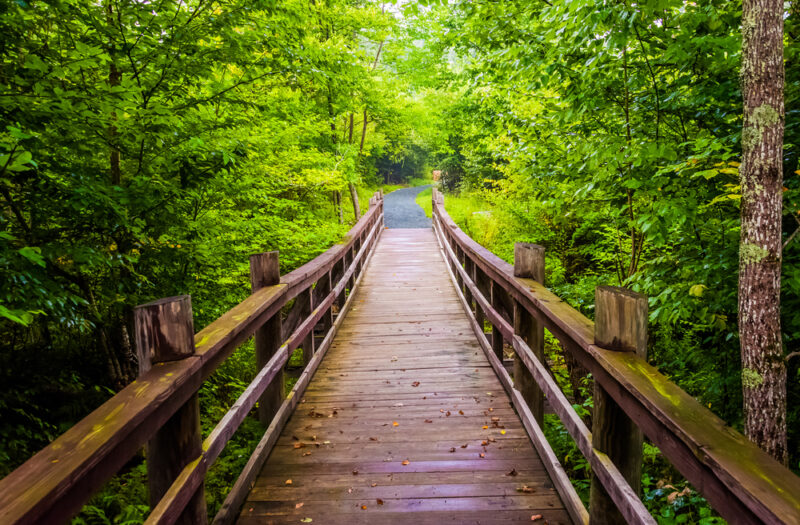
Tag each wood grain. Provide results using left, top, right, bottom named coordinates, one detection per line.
left=236, top=229, right=570, bottom=525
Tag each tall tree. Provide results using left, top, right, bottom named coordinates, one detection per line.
left=738, top=0, right=787, bottom=463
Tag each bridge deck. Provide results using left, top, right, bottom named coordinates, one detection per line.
left=238, top=229, right=570, bottom=524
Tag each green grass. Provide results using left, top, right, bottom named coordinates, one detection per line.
left=415, top=187, right=433, bottom=216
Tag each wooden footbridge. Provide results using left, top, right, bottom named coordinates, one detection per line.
left=2, top=191, right=800, bottom=524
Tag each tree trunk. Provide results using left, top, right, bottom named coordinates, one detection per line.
left=348, top=182, right=360, bottom=221
left=106, top=1, right=121, bottom=185
left=334, top=190, right=343, bottom=224
left=739, top=0, right=787, bottom=464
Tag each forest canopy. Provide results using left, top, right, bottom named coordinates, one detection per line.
left=1, top=0, right=798, bottom=523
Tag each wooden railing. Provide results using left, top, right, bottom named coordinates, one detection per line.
left=0, top=192, right=385, bottom=525
left=431, top=188, right=800, bottom=525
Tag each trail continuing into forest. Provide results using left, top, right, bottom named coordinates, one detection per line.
left=383, top=185, right=432, bottom=228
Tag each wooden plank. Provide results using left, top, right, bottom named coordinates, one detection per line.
left=213, top=222, right=384, bottom=525
left=433, top=221, right=589, bottom=525
left=237, top=229, right=570, bottom=524
left=433, top=200, right=800, bottom=524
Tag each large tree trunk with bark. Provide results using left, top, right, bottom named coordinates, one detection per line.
left=738, top=0, right=787, bottom=464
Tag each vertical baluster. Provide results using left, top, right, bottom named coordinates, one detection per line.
left=589, top=286, right=647, bottom=524
left=134, top=296, right=207, bottom=525
left=490, top=281, right=504, bottom=360
left=249, top=252, right=284, bottom=426
left=299, top=287, right=314, bottom=365
left=513, top=243, right=546, bottom=425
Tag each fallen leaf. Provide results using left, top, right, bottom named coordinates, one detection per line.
left=369, top=437, right=378, bottom=441
left=507, top=468, right=518, bottom=476
left=517, top=486, right=536, bottom=493
left=371, top=483, right=378, bottom=487
left=479, top=453, right=485, bottom=458
left=411, top=381, right=420, bottom=387
left=424, top=419, right=433, bottom=423
left=491, top=417, right=499, bottom=422
left=488, top=407, right=494, bottom=412
left=285, top=479, right=293, bottom=485
left=401, top=460, right=410, bottom=465
left=446, top=411, right=451, bottom=416
left=361, top=505, right=367, bottom=510
left=296, top=502, right=304, bottom=509
left=458, top=410, right=464, bottom=415
left=531, top=515, right=543, bottom=521
left=294, top=442, right=306, bottom=449
left=501, top=430, right=506, bottom=435
left=353, top=469, right=359, bottom=475
left=301, top=519, right=312, bottom=523
left=348, top=488, right=353, bottom=494
left=377, top=498, right=384, bottom=505
left=481, top=440, right=488, bottom=446
left=449, top=447, right=456, bottom=453
left=482, top=425, right=488, bottom=429
left=392, top=421, right=399, bottom=427
left=302, top=451, right=312, bottom=456
left=461, top=444, right=468, bottom=448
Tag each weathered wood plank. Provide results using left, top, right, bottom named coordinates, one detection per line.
left=433, top=199, right=800, bottom=524
left=237, top=229, right=570, bottom=524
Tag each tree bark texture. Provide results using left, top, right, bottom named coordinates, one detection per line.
left=739, top=0, right=787, bottom=464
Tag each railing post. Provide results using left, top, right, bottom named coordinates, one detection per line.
left=589, top=286, right=647, bottom=524
left=134, top=296, right=207, bottom=525
left=300, top=287, right=314, bottom=364
left=474, top=267, right=488, bottom=342
left=249, top=252, right=284, bottom=426
left=489, top=282, right=504, bottom=359
left=513, top=243, right=545, bottom=425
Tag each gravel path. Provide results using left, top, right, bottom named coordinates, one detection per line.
left=383, top=185, right=432, bottom=228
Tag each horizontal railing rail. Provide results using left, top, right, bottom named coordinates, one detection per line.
left=0, top=192, right=385, bottom=525
left=431, top=188, right=800, bottom=525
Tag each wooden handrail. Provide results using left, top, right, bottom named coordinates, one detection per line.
left=432, top=190, right=800, bottom=524
left=0, top=193, right=385, bottom=525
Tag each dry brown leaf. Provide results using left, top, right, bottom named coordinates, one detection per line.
left=295, top=503, right=304, bottom=509
left=517, top=486, right=535, bottom=493
left=446, top=411, right=451, bottom=416
left=369, top=437, right=378, bottom=441
left=361, top=505, right=367, bottom=510
left=424, top=419, right=433, bottom=423
left=294, top=442, right=306, bottom=449
left=371, top=483, right=378, bottom=487
left=491, top=417, right=500, bottom=422
left=302, top=451, right=312, bottom=457
left=376, top=498, right=384, bottom=505
left=461, top=444, right=468, bottom=448
left=458, top=410, right=464, bottom=415
left=479, top=453, right=485, bottom=458
left=449, top=447, right=456, bottom=452
left=481, top=425, right=488, bottom=429
left=411, top=381, right=420, bottom=387
left=285, top=479, right=293, bottom=485
left=531, top=515, right=543, bottom=521
left=401, top=460, right=410, bottom=466
left=507, top=468, right=518, bottom=476
left=352, top=469, right=359, bottom=475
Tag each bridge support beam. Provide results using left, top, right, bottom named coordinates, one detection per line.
left=589, top=286, right=647, bottom=524
left=513, top=243, right=546, bottom=425
left=250, top=251, right=284, bottom=426
left=134, top=295, right=208, bottom=525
